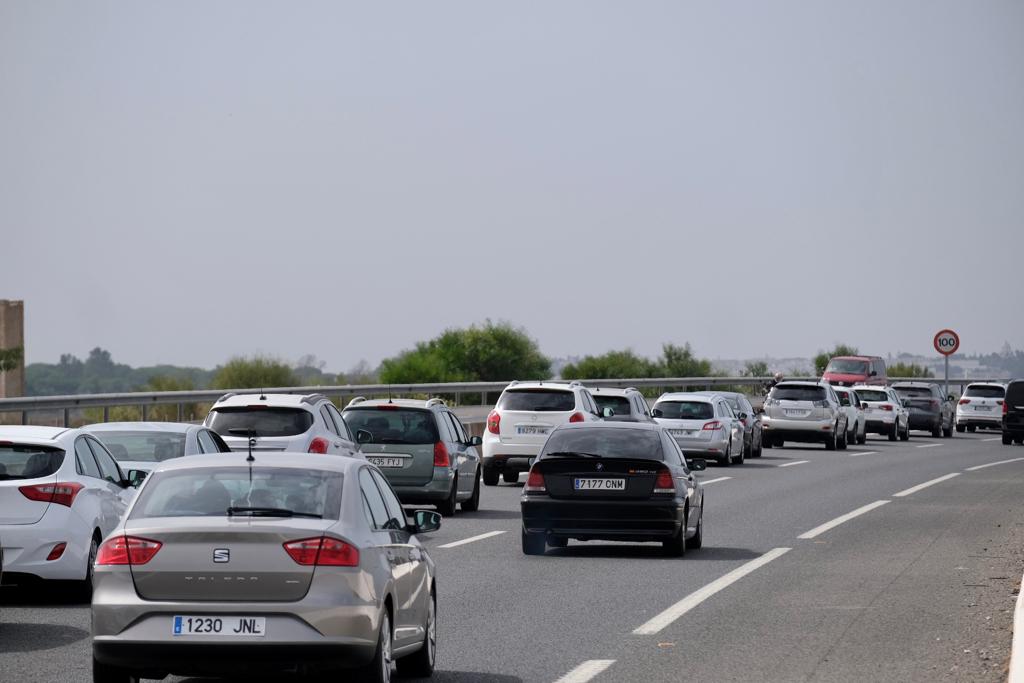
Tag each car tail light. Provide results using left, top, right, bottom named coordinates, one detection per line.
left=1004, top=401, right=1009, bottom=416
left=487, top=410, right=501, bottom=434
left=433, top=441, right=450, bottom=467
left=308, top=437, right=330, bottom=454
left=959, top=399, right=971, bottom=405
left=881, top=405, right=893, bottom=412
left=96, top=536, right=163, bottom=566
left=930, top=400, right=939, bottom=408
left=524, top=469, right=546, bottom=492
left=46, top=542, right=67, bottom=561
left=375, top=404, right=400, bottom=410
left=702, top=421, right=722, bottom=431
left=569, top=412, right=585, bottom=423
left=283, top=537, right=359, bottom=567
left=18, top=482, right=84, bottom=508
left=653, top=468, right=675, bottom=494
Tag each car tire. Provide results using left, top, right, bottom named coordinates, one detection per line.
left=753, top=434, right=763, bottom=458
left=80, top=534, right=100, bottom=600
left=888, top=421, right=898, bottom=441
left=967, top=425, right=977, bottom=433
left=437, top=477, right=458, bottom=517
left=359, top=609, right=394, bottom=683
left=503, top=470, right=519, bottom=484
left=482, top=466, right=500, bottom=486
left=837, top=426, right=848, bottom=450
left=687, top=509, right=703, bottom=551
left=857, top=429, right=867, bottom=445
left=92, top=656, right=140, bottom=683
left=931, top=423, right=942, bottom=438
left=460, top=469, right=481, bottom=512
left=763, top=435, right=773, bottom=449
left=522, top=528, right=546, bottom=556
left=663, top=517, right=687, bottom=557
left=825, top=427, right=837, bottom=451
left=731, top=439, right=744, bottom=465
left=718, top=448, right=731, bottom=467
left=943, top=421, right=953, bottom=438
left=1002, top=432, right=1013, bottom=445
left=1016, top=438, right=1024, bottom=445
left=396, top=592, right=436, bottom=678
left=955, top=424, right=966, bottom=433
left=900, top=421, right=910, bottom=441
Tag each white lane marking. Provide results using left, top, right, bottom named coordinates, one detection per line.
left=632, top=547, right=791, bottom=635
left=778, top=460, right=809, bottom=468
left=965, top=457, right=1024, bottom=472
left=915, top=443, right=942, bottom=449
left=797, top=500, right=890, bottom=540
left=437, top=530, right=506, bottom=549
left=892, top=473, right=961, bottom=498
left=847, top=451, right=878, bottom=458
left=982, top=437, right=1002, bottom=442
left=699, top=476, right=732, bottom=485
left=552, top=659, right=616, bottom=683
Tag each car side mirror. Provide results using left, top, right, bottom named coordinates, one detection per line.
left=738, top=412, right=748, bottom=420
left=687, top=458, right=707, bottom=471
left=947, top=395, right=955, bottom=402
left=356, top=429, right=373, bottom=444
left=869, top=370, right=877, bottom=377
left=651, top=408, right=663, bottom=418
left=602, top=407, right=615, bottom=418
left=127, top=469, right=148, bottom=487
left=410, top=510, right=442, bottom=534
left=468, top=435, right=482, bottom=447
left=860, top=402, right=868, bottom=409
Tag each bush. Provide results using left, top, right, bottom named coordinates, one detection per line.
left=213, top=356, right=298, bottom=390
left=888, top=362, right=934, bottom=378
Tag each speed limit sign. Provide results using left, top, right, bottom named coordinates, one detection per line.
left=934, top=329, right=960, bottom=356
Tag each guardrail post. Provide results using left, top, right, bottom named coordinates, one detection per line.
left=455, top=391, right=461, bottom=407
left=177, top=403, right=183, bottom=422
left=103, top=406, right=110, bottom=422
left=21, top=410, right=27, bottom=425
left=142, top=404, right=149, bottom=421
left=63, top=408, right=69, bottom=427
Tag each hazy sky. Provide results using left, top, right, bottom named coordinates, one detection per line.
left=3, top=2, right=1022, bottom=370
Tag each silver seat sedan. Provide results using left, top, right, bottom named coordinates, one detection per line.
left=91, top=453, right=440, bottom=683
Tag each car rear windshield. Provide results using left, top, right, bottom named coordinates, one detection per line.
left=540, top=428, right=664, bottom=461
left=593, top=395, right=632, bottom=417
left=857, top=389, right=889, bottom=402
left=0, top=445, right=64, bottom=480
left=1006, top=382, right=1024, bottom=405
left=93, top=432, right=187, bottom=463
left=894, top=387, right=933, bottom=398
left=342, top=408, right=439, bottom=445
left=965, top=385, right=1005, bottom=399
left=131, top=467, right=344, bottom=520
left=207, top=407, right=314, bottom=437
left=654, top=401, right=714, bottom=420
left=826, top=359, right=869, bottom=374
left=497, top=389, right=576, bottom=412
left=771, top=386, right=827, bottom=402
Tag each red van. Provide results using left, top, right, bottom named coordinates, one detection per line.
left=823, top=356, right=887, bottom=386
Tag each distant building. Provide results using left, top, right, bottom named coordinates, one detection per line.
left=0, top=299, right=25, bottom=398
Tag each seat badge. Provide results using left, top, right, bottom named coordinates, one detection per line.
left=213, top=548, right=230, bottom=563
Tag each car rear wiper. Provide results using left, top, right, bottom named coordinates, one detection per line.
left=226, top=506, right=323, bottom=519
left=0, top=474, right=25, bottom=480
left=543, top=451, right=604, bottom=459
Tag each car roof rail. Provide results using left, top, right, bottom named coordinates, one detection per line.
left=300, top=393, right=329, bottom=405
left=425, top=397, right=446, bottom=408
left=216, top=392, right=236, bottom=403
left=508, top=380, right=520, bottom=387
left=568, top=381, right=582, bottom=387
left=346, top=396, right=367, bottom=408
left=624, top=386, right=638, bottom=393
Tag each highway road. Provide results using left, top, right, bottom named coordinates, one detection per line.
left=2, top=432, right=1022, bottom=682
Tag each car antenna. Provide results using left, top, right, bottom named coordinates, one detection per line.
left=259, top=387, right=266, bottom=401
left=388, top=384, right=393, bottom=404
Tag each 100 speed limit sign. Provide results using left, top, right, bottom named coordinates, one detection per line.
left=934, top=329, right=960, bottom=356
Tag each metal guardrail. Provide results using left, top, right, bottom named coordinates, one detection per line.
left=0, top=376, right=1008, bottom=427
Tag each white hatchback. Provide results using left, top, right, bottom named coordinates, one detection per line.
left=0, top=426, right=132, bottom=594
left=852, top=385, right=910, bottom=441
left=955, top=383, right=1006, bottom=433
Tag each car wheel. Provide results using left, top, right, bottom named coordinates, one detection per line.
left=762, top=435, right=773, bottom=449
left=482, top=466, right=500, bottom=486
left=825, top=426, right=837, bottom=451
left=92, top=656, right=140, bottom=683
left=1015, top=438, right=1024, bottom=445
left=687, top=509, right=703, bottom=550
left=360, top=609, right=394, bottom=683
left=857, top=429, right=867, bottom=445
left=521, top=527, right=546, bottom=556
left=943, top=422, right=953, bottom=438
left=731, top=439, right=744, bottom=465
left=900, top=421, right=910, bottom=441
left=888, top=421, right=898, bottom=441
left=663, top=515, right=687, bottom=557
left=955, top=424, right=966, bottom=433
left=80, top=534, right=100, bottom=600
left=837, top=425, right=848, bottom=450
left=1003, top=432, right=1013, bottom=445
left=967, top=425, right=977, bottom=433
left=753, top=433, right=763, bottom=458
left=502, top=470, right=519, bottom=484
left=396, top=592, right=436, bottom=678
left=718, top=448, right=731, bottom=467
left=460, top=468, right=481, bottom=512
left=931, top=422, right=942, bottom=438
left=437, top=477, right=458, bottom=517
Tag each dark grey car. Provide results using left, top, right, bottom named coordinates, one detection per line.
left=892, top=382, right=954, bottom=438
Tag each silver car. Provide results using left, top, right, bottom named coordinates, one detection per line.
left=652, top=392, right=745, bottom=466
left=84, top=422, right=232, bottom=483
left=761, top=381, right=849, bottom=450
left=91, top=453, right=440, bottom=682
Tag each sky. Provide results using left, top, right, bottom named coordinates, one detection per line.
left=2, top=1, right=1022, bottom=371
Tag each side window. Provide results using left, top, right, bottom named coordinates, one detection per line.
left=719, top=401, right=732, bottom=418
left=88, top=438, right=121, bottom=482
left=320, top=406, right=340, bottom=437
left=197, top=430, right=219, bottom=453
left=359, top=468, right=390, bottom=530
left=371, top=469, right=407, bottom=530
left=663, top=433, right=686, bottom=468
left=447, top=413, right=468, bottom=443
left=580, top=391, right=595, bottom=414
left=435, top=412, right=456, bottom=442
left=75, top=438, right=102, bottom=479
left=327, top=405, right=353, bottom=441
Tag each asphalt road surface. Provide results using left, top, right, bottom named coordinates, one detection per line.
left=2, top=431, right=1023, bottom=682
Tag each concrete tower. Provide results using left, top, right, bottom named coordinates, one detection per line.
left=0, top=300, right=25, bottom=398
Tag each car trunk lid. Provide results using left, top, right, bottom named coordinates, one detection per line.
left=536, top=457, right=663, bottom=500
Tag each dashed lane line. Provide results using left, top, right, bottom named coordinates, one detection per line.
left=915, top=443, right=942, bottom=449
left=632, top=547, right=791, bottom=635
left=965, top=457, right=1024, bottom=472
left=778, top=460, right=809, bottom=468
left=552, top=660, right=616, bottom=683
left=982, top=437, right=1003, bottom=442
left=892, top=473, right=960, bottom=498
left=797, top=500, right=890, bottom=540
left=437, top=530, right=507, bottom=549
left=699, top=476, right=732, bottom=485
left=847, top=451, right=878, bottom=457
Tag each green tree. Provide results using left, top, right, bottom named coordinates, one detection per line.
left=814, top=344, right=860, bottom=376
left=743, top=360, right=769, bottom=377
left=212, top=356, right=298, bottom=390
left=659, top=343, right=714, bottom=377
left=561, top=350, right=660, bottom=380
left=888, top=362, right=934, bottom=378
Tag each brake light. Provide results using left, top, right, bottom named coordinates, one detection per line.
left=959, top=399, right=971, bottom=405
left=46, top=542, right=67, bottom=561
left=487, top=410, right=501, bottom=434
left=654, top=468, right=675, bottom=494
left=1004, top=401, right=1009, bottom=416
left=375, top=404, right=400, bottom=410
left=524, top=469, right=546, bottom=492
left=702, top=421, right=722, bottom=431
left=930, top=400, right=939, bottom=408
left=433, top=441, right=450, bottom=467
left=283, top=537, right=359, bottom=567
left=881, top=405, right=893, bottom=412
left=18, top=482, right=84, bottom=508
left=96, top=536, right=163, bottom=565
left=308, top=437, right=329, bottom=454
left=569, top=412, right=585, bottom=423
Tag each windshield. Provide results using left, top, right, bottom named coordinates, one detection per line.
left=857, top=389, right=889, bottom=402
left=92, top=431, right=186, bottom=463
left=342, top=407, right=439, bottom=445
left=826, top=359, right=869, bottom=375
left=131, top=467, right=343, bottom=520
left=498, top=389, right=576, bottom=412
left=894, top=387, right=934, bottom=398
left=771, top=386, right=826, bottom=402
left=654, top=401, right=714, bottom=420
left=0, top=445, right=64, bottom=480
left=541, top=428, right=664, bottom=460
left=965, top=385, right=1005, bottom=399
left=593, top=395, right=631, bottom=417
left=207, top=407, right=314, bottom=437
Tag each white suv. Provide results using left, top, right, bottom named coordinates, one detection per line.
left=761, top=381, right=849, bottom=450
left=205, top=393, right=362, bottom=458
left=482, top=381, right=603, bottom=485
left=852, top=385, right=910, bottom=441
left=955, top=383, right=1006, bottom=433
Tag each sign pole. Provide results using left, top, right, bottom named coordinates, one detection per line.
left=945, top=354, right=949, bottom=399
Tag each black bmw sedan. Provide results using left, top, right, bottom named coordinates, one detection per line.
left=520, top=421, right=706, bottom=557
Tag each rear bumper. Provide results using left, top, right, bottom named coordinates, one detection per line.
left=389, top=467, right=454, bottom=503
left=762, top=417, right=834, bottom=442
left=668, top=435, right=729, bottom=458
left=482, top=433, right=543, bottom=472
left=0, top=506, right=91, bottom=582
left=956, top=410, right=1001, bottom=427
left=521, top=497, right=686, bottom=541
left=907, top=412, right=941, bottom=429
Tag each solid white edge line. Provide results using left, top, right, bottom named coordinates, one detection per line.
left=778, top=460, right=809, bottom=468
left=437, top=530, right=506, bottom=549
left=632, top=547, right=791, bottom=635
left=552, top=659, right=616, bottom=683
left=1010, top=568, right=1024, bottom=683
left=848, top=451, right=878, bottom=458
left=981, top=437, right=1002, bottom=442
left=699, top=476, right=732, bottom=485
left=892, top=472, right=961, bottom=498
left=965, top=457, right=1024, bottom=472
left=797, top=500, right=890, bottom=539
left=915, top=443, right=942, bottom=449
